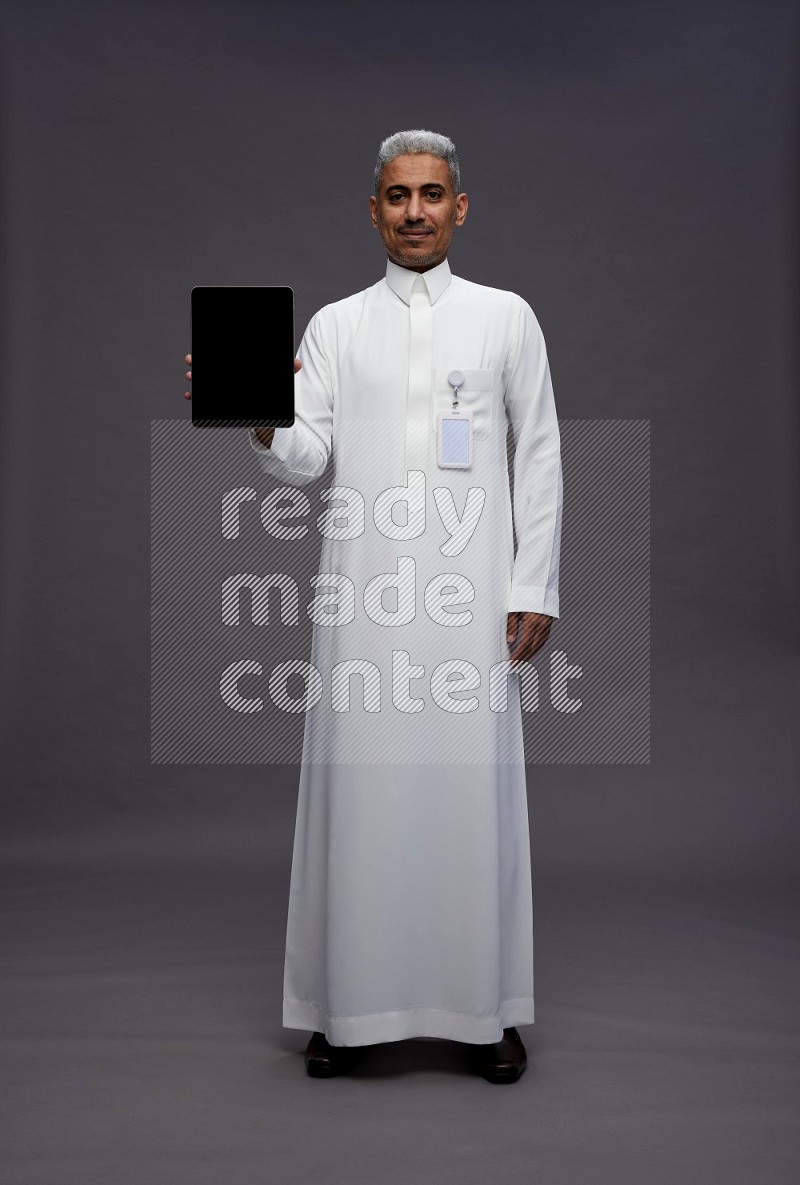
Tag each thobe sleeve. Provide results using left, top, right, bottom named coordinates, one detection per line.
left=247, top=308, right=334, bottom=488
left=503, top=297, right=563, bottom=618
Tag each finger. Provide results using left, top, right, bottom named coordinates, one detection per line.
left=523, top=625, right=551, bottom=660
left=186, top=371, right=191, bottom=380
left=510, top=646, right=532, bottom=666
left=510, top=621, right=542, bottom=663
left=509, top=615, right=531, bottom=646
left=294, top=358, right=302, bottom=372
left=184, top=391, right=192, bottom=400
left=185, top=354, right=191, bottom=364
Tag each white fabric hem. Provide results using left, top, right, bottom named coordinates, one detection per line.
left=283, top=997, right=535, bottom=1046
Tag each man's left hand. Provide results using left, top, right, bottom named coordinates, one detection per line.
left=506, top=611, right=553, bottom=665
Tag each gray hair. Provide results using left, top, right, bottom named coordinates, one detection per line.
left=373, top=129, right=460, bottom=196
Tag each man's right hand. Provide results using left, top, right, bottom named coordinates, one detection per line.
left=183, top=353, right=302, bottom=449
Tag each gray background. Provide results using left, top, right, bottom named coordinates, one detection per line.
left=1, top=0, right=798, bottom=1182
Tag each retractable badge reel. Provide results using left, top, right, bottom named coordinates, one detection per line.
left=437, top=369, right=473, bottom=469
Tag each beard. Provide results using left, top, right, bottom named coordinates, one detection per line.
left=388, top=238, right=445, bottom=269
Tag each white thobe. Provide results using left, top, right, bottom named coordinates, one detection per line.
left=248, top=256, right=562, bottom=1046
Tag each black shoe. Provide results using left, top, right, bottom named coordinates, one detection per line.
left=304, top=1031, right=359, bottom=1078
left=466, top=1027, right=528, bottom=1084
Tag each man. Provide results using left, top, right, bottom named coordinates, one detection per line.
left=183, top=129, right=562, bottom=1084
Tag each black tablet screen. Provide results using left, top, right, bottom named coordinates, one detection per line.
left=191, top=285, right=295, bottom=428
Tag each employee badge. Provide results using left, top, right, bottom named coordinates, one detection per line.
left=436, top=369, right=473, bottom=469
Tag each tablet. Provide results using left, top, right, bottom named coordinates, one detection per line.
left=191, top=285, right=295, bottom=428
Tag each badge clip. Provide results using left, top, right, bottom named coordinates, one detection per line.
left=437, top=370, right=473, bottom=468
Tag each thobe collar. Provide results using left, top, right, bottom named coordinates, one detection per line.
left=384, top=256, right=452, bottom=306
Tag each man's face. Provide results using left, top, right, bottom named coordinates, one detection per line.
left=369, top=153, right=468, bottom=272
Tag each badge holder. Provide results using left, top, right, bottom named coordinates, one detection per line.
left=437, top=369, right=473, bottom=469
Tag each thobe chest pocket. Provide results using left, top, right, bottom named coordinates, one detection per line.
left=432, top=369, right=495, bottom=440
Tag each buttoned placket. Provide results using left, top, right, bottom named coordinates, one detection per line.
left=405, top=274, right=433, bottom=473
